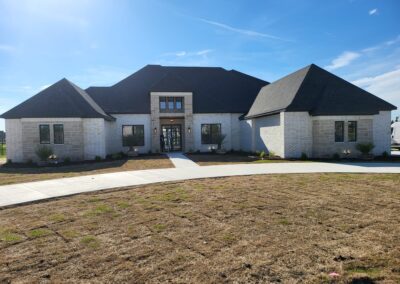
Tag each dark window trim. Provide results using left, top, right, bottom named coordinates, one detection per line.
left=122, top=125, right=145, bottom=147
left=39, top=124, right=50, bottom=144
left=334, top=121, right=344, bottom=143
left=348, top=121, right=357, bottom=142
left=53, top=124, right=64, bottom=144
left=201, top=123, right=222, bottom=145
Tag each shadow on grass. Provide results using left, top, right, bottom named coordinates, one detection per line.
left=0, top=155, right=168, bottom=175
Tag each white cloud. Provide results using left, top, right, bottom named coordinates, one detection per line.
left=369, top=8, right=378, bottom=15
left=325, top=51, right=361, bottom=70
left=40, top=84, right=51, bottom=90
left=162, top=49, right=214, bottom=58
left=352, top=67, right=400, bottom=106
left=199, top=18, right=290, bottom=41
left=196, top=49, right=213, bottom=56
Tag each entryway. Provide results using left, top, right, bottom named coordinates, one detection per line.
left=161, top=124, right=182, bottom=152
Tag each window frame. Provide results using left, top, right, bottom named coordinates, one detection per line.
left=53, top=124, right=64, bottom=145
left=39, top=124, right=50, bottom=144
left=348, top=121, right=357, bottom=142
left=334, top=121, right=344, bottom=143
left=159, top=96, right=184, bottom=113
left=201, top=123, right=221, bottom=145
left=122, top=125, right=145, bottom=147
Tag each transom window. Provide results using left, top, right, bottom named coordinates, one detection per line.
left=159, top=97, right=184, bottom=112
left=39, top=125, right=50, bottom=144
left=53, top=124, right=64, bottom=144
left=348, top=121, right=357, bottom=142
left=122, top=125, right=145, bottom=146
left=201, top=124, right=221, bottom=144
left=334, top=121, right=344, bottom=142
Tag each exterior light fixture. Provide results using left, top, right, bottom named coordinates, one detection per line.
left=170, top=119, right=174, bottom=122
left=188, top=127, right=191, bottom=133
left=153, top=127, right=157, bottom=134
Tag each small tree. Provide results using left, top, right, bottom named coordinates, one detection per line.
left=35, top=145, right=54, bottom=162
left=356, top=143, right=375, bottom=155
left=214, top=133, right=226, bottom=150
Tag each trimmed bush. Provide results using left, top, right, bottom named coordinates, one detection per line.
left=95, top=156, right=102, bottom=161
left=35, top=145, right=53, bottom=162
left=259, top=150, right=266, bottom=160
left=356, top=143, right=375, bottom=155
left=300, top=152, right=308, bottom=160
left=332, top=153, right=340, bottom=160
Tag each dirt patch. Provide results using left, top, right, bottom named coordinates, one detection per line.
left=0, top=155, right=173, bottom=186
left=0, top=173, right=399, bottom=283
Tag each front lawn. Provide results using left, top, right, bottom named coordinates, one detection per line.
left=0, top=155, right=173, bottom=186
left=0, top=173, right=399, bottom=283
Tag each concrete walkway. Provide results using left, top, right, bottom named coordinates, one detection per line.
left=166, top=152, right=199, bottom=168
left=0, top=162, right=399, bottom=208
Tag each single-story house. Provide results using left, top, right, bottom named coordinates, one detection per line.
left=0, top=64, right=396, bottom=162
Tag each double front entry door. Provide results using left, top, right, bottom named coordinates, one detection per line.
left=161, top=125, right=182, bottom=151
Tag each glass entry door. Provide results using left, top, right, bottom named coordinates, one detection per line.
left=162, top=125, right=182, bottom=151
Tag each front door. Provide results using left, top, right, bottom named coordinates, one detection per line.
left=161, top=125, right=182, bottom=151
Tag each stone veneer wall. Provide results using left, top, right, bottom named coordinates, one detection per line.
left=150, top=92, right=194, bottom=152
left=283, top=112, right=313, bottom=158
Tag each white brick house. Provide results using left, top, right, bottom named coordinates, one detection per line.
left=1, top=64, right=396, bottom=162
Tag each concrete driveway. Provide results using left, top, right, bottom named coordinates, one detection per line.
left=0, top=161, right=399, bottom=208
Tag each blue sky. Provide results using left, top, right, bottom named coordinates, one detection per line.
left=0, top=0, right=399, bottom=131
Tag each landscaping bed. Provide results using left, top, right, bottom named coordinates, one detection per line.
left=0, top=154, right=173, bottom=186
left=0, top=173, right=399, bottom=283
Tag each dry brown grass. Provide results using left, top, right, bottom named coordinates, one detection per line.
left=0, top=173, right=399, bottom=283
left=0, top=155, right=173, bottom=186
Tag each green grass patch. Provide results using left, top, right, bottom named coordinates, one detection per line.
left=345, top=267, right=382, bottom=278
left=278, top=218, right=291, bottom=225
left=0, top=228, right=23, bottom=243
left=28, top=228, right=52, bottom=238
left=80, top=235, right=100, bottom=248
left=0, top=144, right=6, bottom=158
left=151, top=187, right=189, bottom=203
left=84, top=204, right=114, bottom=216
left=117, top=201, right=130, bottom=209
left=49, top=213, right=66, bottom=222
left=153, top=223, right=167, bottom=233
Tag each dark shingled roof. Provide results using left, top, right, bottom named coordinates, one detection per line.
left=0, top=79, right=114, bottom=120
left=245, top=64, right=396, bottom=119
left=86, top=65, right=268, bottom=114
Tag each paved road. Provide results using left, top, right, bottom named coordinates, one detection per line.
left=0, top=162, right=399, bottom=208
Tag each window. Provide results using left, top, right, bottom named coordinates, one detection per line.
left=348, top=121, right=357, bottom=142
left=159, top=96, right=184, bottom=112
left=201, top=124, right=221, bottom=144
left=39, top=125, right=50, bottom=144
left=122, top=125, right=144, bottom=146
left=159, top=97, right=166, bottom=110
left=167, top=97, right=174, bottom=110
left=53, top=124, right=64, bottom=144
left=335, top=121, right=344, bottom=142
left=175, top=97, right=183, bottom=110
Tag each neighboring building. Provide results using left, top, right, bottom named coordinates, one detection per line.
left=392, top=122, right=400, bottom=145
left=0, top=64, right=396, bottom=162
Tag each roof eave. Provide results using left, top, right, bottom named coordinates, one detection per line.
left=244, top=108, right=286, bottom=120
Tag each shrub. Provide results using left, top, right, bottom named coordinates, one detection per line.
left=268, top=151, right=276, bottom=158
left=259, top=151, right=266, bottom=160
left=63, top=157, right=71, bottom=164
left=35, top=145, right=53, bottom=162
left=381, top=151, right=389, bottom=158
left=94, top=156, right=102, bottom=162
left=214, top=133, right=227, bottom=150
left=356, top=143, right=375, bottom=155
left=300, top=152, right=308, bottom=160
left=111, top=153, right=123, bottom=160
left=332, top=153, right=340, bottom=160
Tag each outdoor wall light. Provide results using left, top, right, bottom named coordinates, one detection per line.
left=188, top=127, right=191, bottom=133
left=153, top=127, right=157, bottom=134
